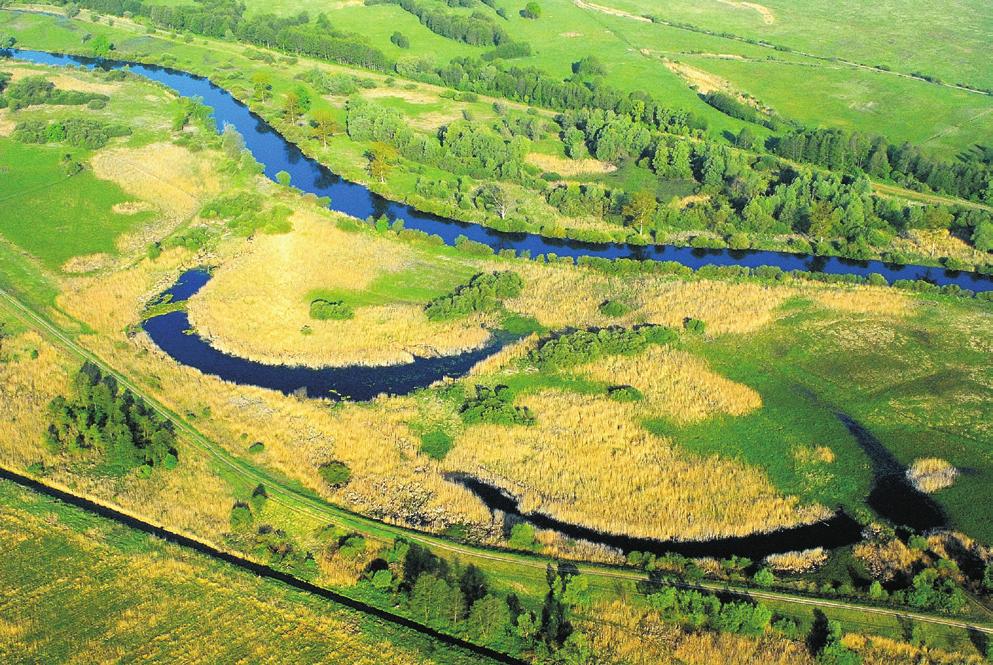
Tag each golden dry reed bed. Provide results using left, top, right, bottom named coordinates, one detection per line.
left=445, top=389, right=829, bottom=541
left=186, top=209, right=494, bottom=367
left=57, top=205, right=920, bottom=544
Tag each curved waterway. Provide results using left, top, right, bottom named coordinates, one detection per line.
left=449, top=474, right=864, bottom=560
left=144, top=269, right=512, bottom=400
left=9, top=48, right=993, bottom=292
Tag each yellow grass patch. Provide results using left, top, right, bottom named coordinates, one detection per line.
left=894, top=228, right=988, bottom=266
left=187, top=211, right=492, bottom=367
left=91, top=142, right=220, bottom=222
left=579, top=600, right=814, bottom=665
left=809, top=287, right=913, bottom=317
left=673, top=193, right=711, bottom=208
left=906, top=457, right=958, bottom=493
left=112, top=201, right=156, bottom=215
left=0, top=110, right=14, bottom=137
left=526, top=152, right=617, bottom=176
left=580, top=346, right=762, bottom=425
left=445, top=390, right=829, bottom=541
left=361, top=87, right=441, bottom=105
left=61, top=253, right=115, bottom=274
left=716, top=0, right=775, bottom=25
left=841, top=634, right=985, bottom=665
left=764, top=547, right=829, bottom=574
left=5, top=66, right=118, bottom=94
left=0, top=326, right=234, bottom=540
left=663, top=60, right=733, bottom=96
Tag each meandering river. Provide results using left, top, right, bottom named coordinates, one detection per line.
left=9, top=48, right=993, bottom=293
left=7, top=48, right=954, bottom=557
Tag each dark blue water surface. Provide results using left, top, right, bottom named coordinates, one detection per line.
left=9, top=48, right=993, bottom=292
left=143, top=269, right=511, bottom=400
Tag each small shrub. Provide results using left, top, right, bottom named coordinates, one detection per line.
left=683, top=317, right=706, bottom=334
left=248, top=441, right=265, bottom=454
left=598, top=299, right=632, bottom=317
left=607, top=385, right=643, bottom=402
left=420, top=430, right=454, bottom=460
left=230, top=502, right=253, bottom=531
left=319, top=461, right=352, bottom=488
left=521, top=1, right=541, bottom=18
left=508, top=523, right=539, bottom=551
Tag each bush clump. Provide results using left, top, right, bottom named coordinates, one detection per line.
left=598, top=299, right=632, bottom=317
left=424, top=271, right=523, bottom=320
left=309, top=299, right=354, bottom=320
left=528, top=325, right=676, bottom=369
left=460, top=385, right=534, bottom=426
left=319, top=461, right=352, bottom=488
left=13, top=117, right=130, bottom=149
left=419, top=430, right=453, bottom=460
left=44, top=362, right=178, bottom=476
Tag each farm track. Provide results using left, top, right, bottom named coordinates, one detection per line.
left=2, top=285, right=993, bottom=642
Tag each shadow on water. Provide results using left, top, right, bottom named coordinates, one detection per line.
left=142, top=270, right=514, bottom=401
left=446, top=473, right=863, bottom=560
left=836, top=414, right=946, bottom=532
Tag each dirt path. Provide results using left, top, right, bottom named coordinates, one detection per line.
left=573, top=0, right=650, bottom=23
left=717, top=0, right=775, bottom=25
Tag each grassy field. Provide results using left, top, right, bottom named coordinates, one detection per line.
left=83, top=0, right=993, bottom=157
left=0, top=140, right=152, bottom=269
left=0, top=479, right=493, bottom=664
left=0, top=61, right=197, bottom=270
left=597, top=0, right=993, bottom=90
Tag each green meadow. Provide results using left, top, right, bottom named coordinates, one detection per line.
left=0, top=140, right=151, bottom=269
left=661, top=295, right=993, bottom=542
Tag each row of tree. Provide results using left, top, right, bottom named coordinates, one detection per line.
left=12, top=117, right=131, bottom=149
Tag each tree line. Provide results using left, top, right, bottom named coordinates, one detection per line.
left=771, top=127, right=993, bottom=205
left=367, top=0, right=511, bottom=47
left=59, top=0, right=392, bottom=70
